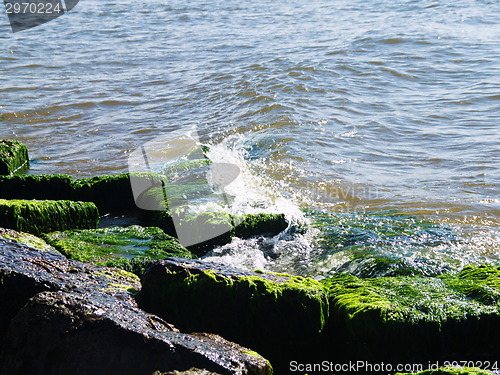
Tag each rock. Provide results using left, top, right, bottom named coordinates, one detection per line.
left=0, top=237, right=272, bottom=375
left=311, top=211, right=462, bottom=278
left=0, top=291, right=271, bottom=375
left=320, top=266, right=500, bottom=363
left=0, top=172, right=164, bottom=214
left=145, top=210, right=288, bottom=257
left=0, top=139, right=29, bottom=175
left=44, top=225, right=195, bottom=276
left=0, top=236, right=140, bottom=339
left=139, top=257, right=328, bottom=373
left=233, top=213, right=288, bottom=239
left=0, top=174, right=74, bottom=200
left=73, top=172, right=165, bottom=213
left=0, top=199, right=99, bottom=235
left=0, top=227, right=57, bottom=252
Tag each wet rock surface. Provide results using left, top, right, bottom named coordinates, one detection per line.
left=0, top=237, right=272, bottom=375
left=141, top=257, right=500, bottom=374
left=140, top=257, right=328, bottom=374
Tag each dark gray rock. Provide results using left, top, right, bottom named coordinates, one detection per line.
left=0, top=236, right=272, bottom=375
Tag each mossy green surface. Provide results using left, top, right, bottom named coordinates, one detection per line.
left=73, top=172, right=164, bottom=213
left=395, top=367, right=495, bottom=375
left=162, top=159, right=211, bottom=179
left=310, top=211, right=464, bottom=277
left=0, top=174, right=74, bottom=200
left=0, top=227, right=57, bottom=252
left=140, top=263, right=328, bottom=371
left=320, top=266, right=500, bottom=362
left=233, top=213, right=288, bottom=238
left=0, top=199, right=99, bottom=236
left=44, top=225, right=194, bottom=275
left=0, top=140, right=29, bottom=175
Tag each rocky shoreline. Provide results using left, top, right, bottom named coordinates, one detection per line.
left=0, top=139, right=498, bottom=375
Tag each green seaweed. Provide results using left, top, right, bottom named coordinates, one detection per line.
left=320, top=266, right=500, bottom=362
left=0, top=139, right=29, bottom=175
left=233, top=213, right=288, bottom=239
left=310, top=211, right=462, bottom=277
left=0, top=227, right=57, bottom=252
left=140, top=265, right=328, bottom=372
left=44, top=225, right=194, bottom=276
left=162, top=159, right=211, bottom=180
left=0, top=199, right=99, bottom=236
left=0, top=174, right=74, bottom=200
left=73, top=172, right=164, bottom=213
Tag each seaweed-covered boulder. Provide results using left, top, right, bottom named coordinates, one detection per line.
left=0, top=237, right=140, bottom=339
left=321, top=266, right=500, bottom=363
left=0, top=199, right=99, bottom=235
left=73, top=172, right=164, bottom=213
left=144, top=209, right=288, bottom=256
left=0, top=174, right=74, bottom=200
left=44, top=225, right=195, bottom=276
left=140, top=257, right=328, bottom=372
left=0, top=227, right=57, bottom=252
left=0, top=238, right=272, bottom=375
left=0, top=139, right=29, bottom=175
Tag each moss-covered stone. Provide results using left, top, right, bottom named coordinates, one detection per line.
left=0, top=174, right=74, bottom=200
left=0, top=140, right=29, bottom=175
left=44, top=225, right=194, bottom=276
left=0, top=227, right=57, bottom=252
left=140, top=258, right=328, bottom=373
left=234, top=213, right=288, bottom=239
left=178, top=211, right=234, bottom=255
left=311, top=211, right=460, bottom=277
left=73, top=172, right=164, bottom=213
left=163, top=158, right=211, bottom=180
left=396, top=367, right=495, bottom=375
left=0, top=199, right=99, bottom=236
left=320, top=265, right=500, bottom=363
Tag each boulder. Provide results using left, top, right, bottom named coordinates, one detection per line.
left=145, top=210, right=288, bottom=256
left=0, top=174, right=74, bottom=200
left=139, top=257, right=328, bottom=372
left=0, top=139, right=29, bottom=175
left=0, top=172, right=164, bottom=214
left=73, top=172, right=164, bottom=213
left=0, top=291, right=271, bottom=375
left=44, top=225, right=195, bottom=276
left=0, top=237, right=272, bottom=375
left=0, top=227, right=57, bottom=252
left=321, top=266, right=500, bottom=363
left=0, top=199, right=99, bottom=235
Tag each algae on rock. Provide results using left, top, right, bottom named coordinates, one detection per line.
left=0, top=140, right=29, bottom=175
left=0, top=227, right=57, bottom=252
left=140, top=258, right=328, bottom=373
left=320, top=266, right=500, bottom=363
left=0, top=199, right=99, bottom=236
left=44, top=225, right=194, bottom=275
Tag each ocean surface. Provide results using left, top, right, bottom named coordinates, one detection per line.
left=1, top=0, right=499, bottom=277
